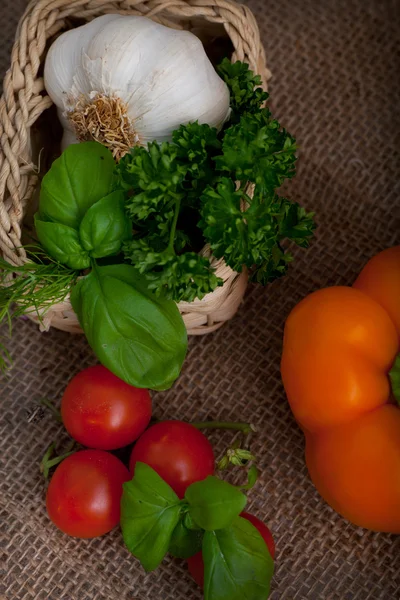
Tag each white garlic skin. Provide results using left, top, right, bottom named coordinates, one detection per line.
left=44, top=15, right=230, bottom=149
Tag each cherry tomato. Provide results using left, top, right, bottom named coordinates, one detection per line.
left=187, top=512, right=275, bottom=589
left=61, top=365, right=152, bottom=450
left=46, top=450, right=130, bottom=538
left=129, top=420, right=215, bottom=498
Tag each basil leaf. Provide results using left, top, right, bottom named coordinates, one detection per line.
left=169, top=519, right=203, bottom=559
left=35, top=217, right=90, bottom=270
left=185, top=476, right=247, bottom=531
left=79, top=190, right=132, bottom=258
left=203, top=516, right=274, bottom=600
left=184, top=511, right=203, bottom=531
left=39, top=142, right=115, bottom=229
left=70, top=263, right=187, bottom=390
left=121, top=462, right=181, bottom=571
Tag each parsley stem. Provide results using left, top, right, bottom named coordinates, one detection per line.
left=167, top=197, right=181, bottom=254
left=191, top=421, right=256, bottom=435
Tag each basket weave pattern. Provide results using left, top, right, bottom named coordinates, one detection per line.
left=0, top=0, right=271, bottom=335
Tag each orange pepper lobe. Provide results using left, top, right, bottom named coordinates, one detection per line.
left=281, top=286, right=398, bottom=431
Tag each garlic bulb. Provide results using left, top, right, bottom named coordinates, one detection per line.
left=44, top=15, right=230, bottom=159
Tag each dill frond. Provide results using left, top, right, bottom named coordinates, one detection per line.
left=0, top=247, right=78, bottom=373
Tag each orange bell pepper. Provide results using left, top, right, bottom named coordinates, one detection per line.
left=281, top=246, right=400, bottom=533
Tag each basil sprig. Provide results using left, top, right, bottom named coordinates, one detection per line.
left=35, top=142, right=187, bottom=390
left=120, top=464, right=274, bottom=600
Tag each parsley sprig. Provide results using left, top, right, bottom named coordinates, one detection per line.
left=118, top=59, right=315, bottom=302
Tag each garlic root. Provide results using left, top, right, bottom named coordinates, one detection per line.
left=68, top=95, right=139, bottom=160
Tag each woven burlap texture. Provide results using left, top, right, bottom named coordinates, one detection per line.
left=2, top=0, right=400, bottom=599
left=0, top=0, right=272, bottom=335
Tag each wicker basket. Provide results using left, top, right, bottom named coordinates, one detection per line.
left=0, top=0, right=270, bottom=335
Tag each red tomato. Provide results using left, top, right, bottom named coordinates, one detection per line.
left=61, top=365, right=152, bottom=450
left=129, top=420, right=215, bottom=498
left=46, top=450, right=130, bottom=538
left=187, top=512, right=275, bottom=588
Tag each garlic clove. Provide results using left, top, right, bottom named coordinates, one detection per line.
left=44, top=14, right=120, bottom=109
left=82, top=16, right=159, bottom=101
left=133, top=47, right=230, bottom=143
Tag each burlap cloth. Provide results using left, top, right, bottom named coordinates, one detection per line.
left=1, top=1, right=399, bottom=599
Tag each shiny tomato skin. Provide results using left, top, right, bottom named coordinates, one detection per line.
left=46, top=450, right=130, bottom=538
left=129, top=421, right=215, bottom=498
left=187, top=552, right=205, bottom=589
left=61, top=365, right=152, bottom=450
left=187, top=512, right=275, bottom=588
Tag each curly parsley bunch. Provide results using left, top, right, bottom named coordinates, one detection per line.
left=117, top=59, right=315, bottom=302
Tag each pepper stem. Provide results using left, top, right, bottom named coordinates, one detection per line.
left=191, top=421, right=256, bottom=435
left=389, top=354, right=400, bottom=406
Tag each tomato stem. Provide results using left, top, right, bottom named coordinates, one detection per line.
left=389, top=354, right=400, bottom=406
left=191, top=421, right=256, bottom=435
left=39, top=398, right=62, bottom=423
left=239, top=464, right=259, bottom=491
left=40, top=442, right=75, bottom=480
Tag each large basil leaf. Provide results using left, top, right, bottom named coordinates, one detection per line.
left=121, top=462, right=181, bottom=571
left=70, top=263, right=187, bottom=390
left=168, top=519, right=203, bottom=559
left=79, top=190, right=132, bottom=258
left=35, top=217, right=90, bottom=270
left=185, top=476, right=247, bottom=531
left=203, top=516, right=274, bottom=600
left=39, top=142, right=115, bottom=229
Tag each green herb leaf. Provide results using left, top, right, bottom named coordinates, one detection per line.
left=34, top=217, right=90, bottom=270
left=185, top=476, right=247, bottom=531
left=217, top=58, right=269, bottom=120
left=124, top=239, right=222, bottom=302
left=121, top=462, right=181, bottom=571
left=277, top=202, right=316, bottom=248
left=168, top=518, right=204, bottom=559
left=173, top=122, right=220, bottom=174
left=203, top=516, right=274, bottom=600
left=70, top=263, right=187, bottom=390
left=79, top=190, right=132, bottom=258
left=0, top=248, right=77, bottom=372
left=117, top=142, right=187, bottom=222
left=200, top=179, right=315, bottom=282
left=172, top=121, right=221, bottom=202
left=199, top=178, right=244, bottom=272
left=183, top=511, right=203, bottom=531
left=39, top=142, right=115, bottom=229
left=215, top=110, right=297, bottom=192
left=144, top=252, right=222, bottom=302
left=115, top=62, right=314, bottom=297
